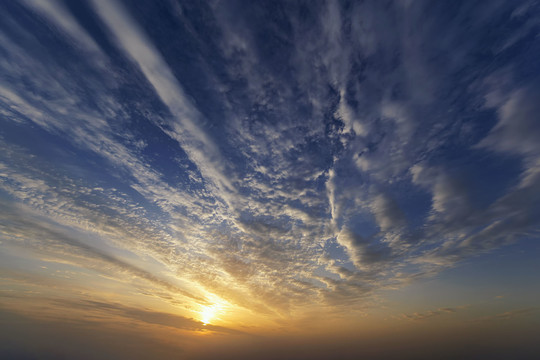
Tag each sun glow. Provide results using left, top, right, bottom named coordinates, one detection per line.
left=200, top=305, right=218, bottom=325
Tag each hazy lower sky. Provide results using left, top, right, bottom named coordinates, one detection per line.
left=1, top=1, right=540, bottom=359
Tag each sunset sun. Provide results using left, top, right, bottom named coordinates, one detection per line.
left=200, top=306, right=218, bottom=325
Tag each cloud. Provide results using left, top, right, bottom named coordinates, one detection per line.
left=411, top=164, right=472, bottom=223
left=22, top=0, right=104, bottom=56
left=473, top=308, right=537, bottom=323
left=401, top=307, right=459, bottom=321
left=1, top=0, right=539, bottom=320
left=49, top=298, right=243, bottom=334
left=371, top=193, right=406, bottom=232
left=90, top=0, right=234, bottom=196
left=336, top=228, right=391, bottom=271
left=478, top=84, right=540, bottom=186
left=0, top=199, right=205, bottom=304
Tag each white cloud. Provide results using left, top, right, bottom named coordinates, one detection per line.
left=336, top=227, right=391, bottom=271
left=371, top=193, right=405, bottom=231
left=479, top=86, right=540, bottom=157
left=91, top=0, right=234, bottom=197
left=22, top=0, right=103, bottom=56
left=411, top=164, right=471, bottom=223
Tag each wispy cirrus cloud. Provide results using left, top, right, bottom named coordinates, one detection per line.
left=400, top=307, right=459, bottom=321
left=0, top=199, right=205, bottom=304
left=472, top=308, right=537, bottom=323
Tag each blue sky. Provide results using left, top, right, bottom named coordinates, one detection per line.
left=1, top=1, right=540, bottom=359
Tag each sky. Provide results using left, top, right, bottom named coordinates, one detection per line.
left=1, top=0, right=540, bottom=359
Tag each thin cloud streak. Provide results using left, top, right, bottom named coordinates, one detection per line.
left=0, top=199, right=206, bottom=304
